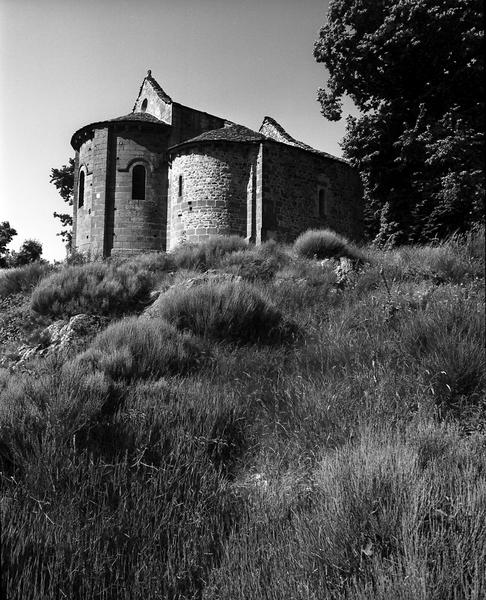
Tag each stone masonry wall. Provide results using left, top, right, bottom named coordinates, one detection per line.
left=74, top=128, right=110, bottom=257
left=168, top=143, right=258, bottom=249
left=261, top=141, right=363, bottom=242
left=111, top=125, right=170, bottom=254
left=169, top=104, right=226, bottom=148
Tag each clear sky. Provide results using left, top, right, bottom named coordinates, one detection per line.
left=0, top=0, right=357, bottom=261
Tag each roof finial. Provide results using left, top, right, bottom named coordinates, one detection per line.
left=147, top=69, right=152, bottom=78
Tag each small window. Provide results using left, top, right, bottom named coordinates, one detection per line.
left=178, top=175, right=183, bottom=197
left=318, top=188, right=326, bottom=218
left=132, top=164, right=146, bottom=200
left=78, top=171, right=85, bottom=208
left=141, top=98, right=148, bottom=112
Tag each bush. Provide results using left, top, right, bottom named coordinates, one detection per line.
left=220, top=241, right=290, bottom=282
left=0, top=262, right=53, bottom=298
left=74, top=316, right=202, bottom=380
left=294, top=228, right=359, bottom=260
left=30, top=262, right=154, bottom=317
left=124, top=251, right=174, bottom=274
left=153, top=280, right=296, bottom=344
left=172, top=235, right=248, bottom=270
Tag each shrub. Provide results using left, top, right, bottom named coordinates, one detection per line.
left=0, top=262, right=53, bottom=298
left=74, top=316, right=202, bottom=380
left=153, top=280, right=296, bottom=344
left=172, top=235, right=248, bottom=270
left=30, top=262, right=154, bottom=317
left=220, top=241, right=290, bottom=282
left=124, top=251, right=174, bottom=274
left=294, top=228, right=359, bottom=260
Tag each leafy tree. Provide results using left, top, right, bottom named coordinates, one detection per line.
left=0, top=221, right=17, bottom=268
left=314, top=0, right=484, bottom=243
left=11, top=239, right=43, bottom=266
left=50, top=158, right=74, bottom=249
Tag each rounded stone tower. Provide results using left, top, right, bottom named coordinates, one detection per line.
left=71, top=113, right=170, bottom=257
left=167, top=125, right=265, bottom=249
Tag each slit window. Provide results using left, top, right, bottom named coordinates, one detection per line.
left=141, top=98, right=148, bottom=112
left=318, top=188, right=326, bottom=218
left=132, top=164, right=146, bottom=200
left=178, top=175, right=183, bottom=197
left=78, top=171, right=85, bottom=208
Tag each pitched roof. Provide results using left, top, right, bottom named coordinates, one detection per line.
left=132, top=70, right=172, bottom=112
left=259, top=116, right=347, bottom=163
left=169, top=124, right=265, bottom=151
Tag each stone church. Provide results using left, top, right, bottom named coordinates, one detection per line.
left=71, top=71, right=363, bottom=256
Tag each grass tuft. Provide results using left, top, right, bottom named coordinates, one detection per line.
left=171, top=235, right=248, bottom=270
left=0, top=262, right=53, bottom=298
left=294, top=228, right=361, bottom=260
left=30, top=262, right=155, bottom=317
left=153, top=280, right=297, bottom=344
left=74, top=316, right=203, bottom=380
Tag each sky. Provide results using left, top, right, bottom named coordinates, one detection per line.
left=0, top=0, right=357, bottom=262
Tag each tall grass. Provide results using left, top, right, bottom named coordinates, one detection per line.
left=294, top=228, right=362, bottom=260
left=171, top=235, right=248, bottom=270
left=1, top=232, right=484, bottom=599
left=31, top=262, right=154, bottom=317
left=75, top=316, right=203, bottom=380
left=0, top=262, right=53, bottom=298
left=153, top=280, right=297, bottom=344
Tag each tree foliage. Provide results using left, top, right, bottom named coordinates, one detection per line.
left=314, top=0, right=484, bottom=243
left=0, top=222, right=17, bottom=268
left=12, top=239, right=43, bottom=266
left=50, top=158, right=74, bottom=248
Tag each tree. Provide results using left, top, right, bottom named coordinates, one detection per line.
left=314, top=0, right=484, bottom=243
left=12, top=239, right=43, bottom=266
left=0, top=221, right=17, bottom=268
left=50, top=158, right=74, bottom=249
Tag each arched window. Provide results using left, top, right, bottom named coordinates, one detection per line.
left=78, top=171, right=85, bottom=208
left=132, top=164, right=146, bottom=200
left=141, top=98, right=148, bottom=112
left=178, top=175, right=183, bottom=197
left=318, top=188, right=326, bottom=218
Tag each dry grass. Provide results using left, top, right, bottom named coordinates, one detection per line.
left=74, top=316, right=203, bottom=380
left=1, top=229, right=484, bottom=599
left=30, top=262, right=154, bottom=317
left=153, top=279, right=298, bottom=344
left=294, top=228, right=363, bottom=260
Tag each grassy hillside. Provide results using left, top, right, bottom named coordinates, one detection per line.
left=0, top=230, right=484, bottom=599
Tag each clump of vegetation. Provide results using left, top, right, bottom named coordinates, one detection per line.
left=75, top=316, right=202, bottom=380
left=172, top=235, right=248, bottom=270
left=30, top=262, right=154, bottom=317
left=220, top=241, right=290, bottom=282
left=1, top=231, right=484, bottom=599
left=124, top=251, right=174, bottom=275
left=294, top=228, right=360, bottom=260
left=0, top=262, right=53, bottom=298
left=154, top=280, right=296, bottom=344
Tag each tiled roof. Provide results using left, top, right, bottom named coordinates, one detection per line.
left=70, top=112, right=167, bottom=150
left=169, top=124, right=265, bottom=151
left=259, top=116, right=348, bottom=163
left=110, top=112, right=162, bottom=124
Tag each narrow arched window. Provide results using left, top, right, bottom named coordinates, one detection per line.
left=141, top=98, right=148, bottom=112
left=178, top=175, right=183, bottom=197
left=318, top=188, right=326, bottom=218
left=78, top=171, right=85, bottom=208
left=132, top=165, right=146, bottom=200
